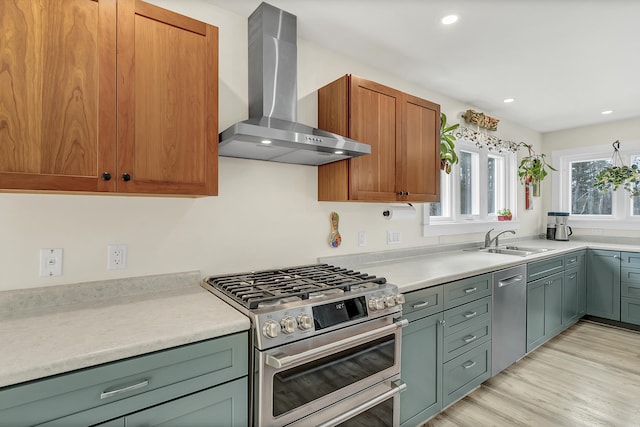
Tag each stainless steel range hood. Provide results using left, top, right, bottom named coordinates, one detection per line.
left=218, top=2, right=370, bottom=166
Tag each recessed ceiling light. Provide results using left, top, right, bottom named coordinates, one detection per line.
left=441, top=14, right=458, bottom=25
left=601, top=110, right=613, bottom=115
left=261, top=139, right=272, bottom=144
left=503, top=98, right=515, bottom=103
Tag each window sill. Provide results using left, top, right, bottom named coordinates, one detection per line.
left=422, top=219, right=521, bottom=237
left=567, top=218, right=640, bottom=230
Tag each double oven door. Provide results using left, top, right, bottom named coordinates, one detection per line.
left=254, top=315, right=407, bottom=427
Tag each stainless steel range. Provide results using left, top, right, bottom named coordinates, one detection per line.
left=202, top=264, right=407, bottom=427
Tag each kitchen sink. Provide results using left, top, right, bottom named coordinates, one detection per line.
left=466, top=245, right=553, bottom=257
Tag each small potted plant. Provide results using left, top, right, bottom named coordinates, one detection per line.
left=440, top=113, right=459, bottom=174
left=497, top=208, right=512, bottom=221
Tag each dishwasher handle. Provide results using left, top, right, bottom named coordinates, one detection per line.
left=498, top=274, right=523, bottom=288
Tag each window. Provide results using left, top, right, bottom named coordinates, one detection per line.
left=425, top=140, right=517, bottom=235
left=569, top=159, right=612, bottom=215
left=553, top=141, right=640, bottom=228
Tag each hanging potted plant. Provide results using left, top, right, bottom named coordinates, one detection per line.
left=594, top=141, right=640, bottom=197
left=440, top=112, right=459, bottom=174
left=517, top=143, right=556, bottom=186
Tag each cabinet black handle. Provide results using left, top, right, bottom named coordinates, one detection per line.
left=121, top=173, right=131, bottom=182
left=101, top=172, right=111, bottom=181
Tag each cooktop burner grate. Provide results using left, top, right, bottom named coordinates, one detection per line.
left=206, top=264, right=386, bottom=309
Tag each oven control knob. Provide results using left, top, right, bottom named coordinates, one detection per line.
left=262, top=320, right=280, bottom=338
left=368, top=297, right=386, bottom=311
left=385, top=295, right=397, bottom=307
left=297, top=313, right=313, bottom=330
left=395, top=294, right=406, bottom=305
left=280, top=316, right=297, bottom=334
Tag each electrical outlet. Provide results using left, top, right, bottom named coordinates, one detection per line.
left=387, top=231, right=401, bottom=245
left=358, top=231, right=367, bottom=247
left=40, top=248, right=63, bottom=277
left=108, top=244, right=128, bottom=270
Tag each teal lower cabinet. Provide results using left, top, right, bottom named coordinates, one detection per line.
left=526, top=272, right=563, bottom=352
left=0, top=332, right=248, bottom=427
left=563, top=251, right=586, bottom=324
left=586, top=250, right=621, bottom=320
left=442, top=342, right=491, bottom=407
left=400, top=311, right=444, bottom=427
left=95, top=377, right=248, bottom=427
left=622, top=297, right=640, bottom=325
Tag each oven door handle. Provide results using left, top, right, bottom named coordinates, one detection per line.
left=316, top=380, right=407, bottom=427
left=265, top=319, right=408, bottom=369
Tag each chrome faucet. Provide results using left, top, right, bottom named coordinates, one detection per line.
left=484, top=229, right=516, bottom=248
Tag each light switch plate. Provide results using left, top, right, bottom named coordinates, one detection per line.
left=387, top=231, right=401, bottom=245
left=358, top=231, right=367, bottom=247
left=40, top=248, right=63, bottom=277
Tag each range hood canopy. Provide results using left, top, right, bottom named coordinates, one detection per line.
left=218, top=2, right=370, bottom=166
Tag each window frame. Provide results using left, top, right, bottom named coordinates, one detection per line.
left=552, top=140, right=640, bottom=229
left=423, top=140, right=518, bottom=236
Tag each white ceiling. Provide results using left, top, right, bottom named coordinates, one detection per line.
left=207, top=0, right=640, bottom=133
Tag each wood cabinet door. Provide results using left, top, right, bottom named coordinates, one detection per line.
left=0, top=0, right=117, bottom=192
left=116, top=0, right=218, bottom=196
left=348, top=76, right=400, bottom=201
left=401, top=94, right=440, bottom=202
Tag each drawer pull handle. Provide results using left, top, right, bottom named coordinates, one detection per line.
left=568, top=274, right=577, bottom=279
left=412, top=301, right=429, bottom=308
left=568, top=258, right=576, bottom=264
left=463, top=335, right=477, bottom=343
left=463, top=361, right=477, bottom=369
left=464, top=287, right=477, bottom=294
left=100, top=379, right=149, bottom=399
left=463, top=311, right=477, bottom=318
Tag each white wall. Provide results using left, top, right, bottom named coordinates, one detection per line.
left=0, top=1, right=544, bottom=291
left=541, top=116, right=640, bottom=237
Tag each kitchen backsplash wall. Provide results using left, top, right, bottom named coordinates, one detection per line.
left=0, top=1, right=543, bottom=291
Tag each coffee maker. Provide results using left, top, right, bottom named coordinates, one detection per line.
left=547, top=212, right=572, bottom=241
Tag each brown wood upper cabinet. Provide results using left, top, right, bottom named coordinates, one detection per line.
left=317, top=75, right=440, bottom=202
left=0, top=0, right=218, bottom=196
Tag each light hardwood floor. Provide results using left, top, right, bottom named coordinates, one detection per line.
left=423, top=321, right=640, bottom=427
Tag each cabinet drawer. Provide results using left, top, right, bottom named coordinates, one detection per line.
left=622, top=297, right=640, bottom=326
left=443, top=297, right=491, bottom=335
left=527, top=256, right=564, bottom=282
left=621, top=252, right=640, bottom=268
left=443, top=274, right=491, bottom=309
left=0, top=332, right=248, bottom=427
left=443, top=319, right=491, bottom=362
left=442, top=342, right=491, bottom=407
left=403, top=285, right=444, bottom=321
left=622, top=277, right=640, bottom=298
left=564, top=251, right=582, bottom=270
left=621, top=267, right=640, bottom=286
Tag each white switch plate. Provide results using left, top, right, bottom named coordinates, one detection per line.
left=108, top=244, right=128, bottom=270
left=387, top=231, right=401, bottom=245
left=40, top=248, right=63, bottom=277
left=358, top=231, right=367, bottom=247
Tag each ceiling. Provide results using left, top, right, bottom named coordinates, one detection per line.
left=207, top=0, right=639, bottom=134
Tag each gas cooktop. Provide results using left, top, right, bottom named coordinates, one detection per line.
left=204, top=264, right=386, bottom=310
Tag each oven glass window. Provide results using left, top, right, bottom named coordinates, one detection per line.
left=272, top=334, right=395, bottom=417
left=336, top=397, right=393, bottom=427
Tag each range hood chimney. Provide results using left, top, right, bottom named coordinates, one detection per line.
left=218, top=2, right=370, bottom=166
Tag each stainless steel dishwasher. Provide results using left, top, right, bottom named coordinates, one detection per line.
left=492, top=264, right=527, bottom=376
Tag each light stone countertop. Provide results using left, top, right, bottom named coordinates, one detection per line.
left=322, top=238, right=640, bottom=293
left=0, top=272, right=250, bottom=388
